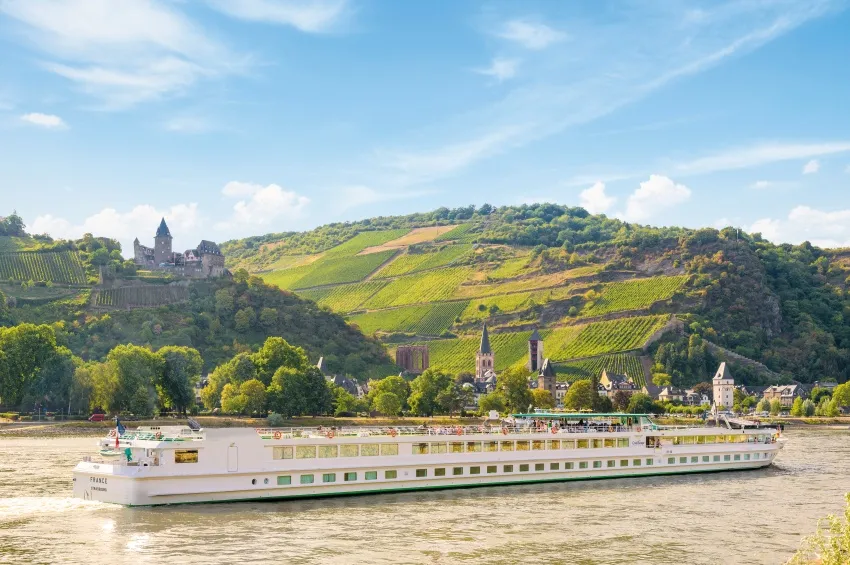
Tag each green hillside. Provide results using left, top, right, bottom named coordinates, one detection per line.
left=219, top=203, right=850, bottom=389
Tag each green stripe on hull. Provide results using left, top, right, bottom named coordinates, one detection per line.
left=132, top=464, right=770, bottom=507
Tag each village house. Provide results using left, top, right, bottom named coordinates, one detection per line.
left=599, top=369, right=640, bottom=398
left=762, top=384, right=805, bottom=407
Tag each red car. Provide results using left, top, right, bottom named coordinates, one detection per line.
left=88, top=413, right=106, bottom=422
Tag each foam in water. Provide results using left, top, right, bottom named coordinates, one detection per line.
left=0, top=496, right=115, bottom=523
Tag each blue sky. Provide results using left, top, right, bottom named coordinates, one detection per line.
left=1, top=0, right=849, bottom=253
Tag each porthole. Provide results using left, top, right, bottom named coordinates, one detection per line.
left=251, top=478, right=257, bottom=485
left=264, top=478, right=269, bottom=485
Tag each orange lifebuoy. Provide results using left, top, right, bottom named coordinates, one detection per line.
left=107, top=429, right=116, bottom=438
left=273, top=431, right=282, bottom=440
left=327, top=430, right=335, bottom=439
left=456, top=427, right=463, bottom=436
left=389, top=429, right=397, bottom=438
left=155, top=432, right=162, bottom=440
left=502, top=427, right=509, bottom=435
left=636, top=426, right=642, bottom=432
left=551, top=427, right=558, bottom=434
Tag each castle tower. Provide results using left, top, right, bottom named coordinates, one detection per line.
left=475, top=324, right=494, bottom=380
left=527, top=328, right=543, bottom=372
left=154, top=217, right=173, bottom=266
left=712, top=362, right=734, bottom=409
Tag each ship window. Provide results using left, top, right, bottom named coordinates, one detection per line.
left=361, top=444, right=379, bottom=457
left=646, top=458, right=653, bottom=466
left=484, top=441, right=499, bottom=452
left=487, top=466, right=498, bottom=474
left=691, top=456, right=698, bottom=463
left=500, top=441, right=514, bottom=451
left=592, top=439, right=604, bottom=449
left=565, top=462, right=574, bottom=470
left=672, top=437, right=682, bottom=445
left=617, top=438, right=629, bottom=448
left=734, top=454, right=740, bottom=461
left=385, top=470, right=397, bottom=479
left=323, top=473, right=336, bottom=483
left=579, top=462, right=588, bottom=469
left=381, top=444, right=399, bottom=456
left=470, top=466, right=481, bottom=475
left=277, top=475, right=291, bottom=486
left=416, top=469, right=427, bottom=478
left=683, top=436, right=695, bottom=445
left=535, top=463, right=545, bottom=471
left=620, top=460, right=628, bottom=467
left=319, top=446, right=338, bottom=458
left=273, top=446, right=294, bottom=460
left=516, top=441, right=530, bottom=451
left=450, top=442, right=464, bottom=453
left=716, top=436, right=727, bottom=444
left=705, top=435, right=716, bottom=444
left=453, top=467, right=463, bottom=476
left=503, top=465, right=513, bottom=473
left=340, top=445, right=359, bottom=457
left=667, top=458, right=675, bottom=464
left=466, top=442, right=482, bottom=453
left=593, top=461, right=602, bottom=469
left=519, top=464, right=529, bottom=472
left=744, top=454, right=750, bottom=461
left=532, top=440, right=545, bottom=451
left=723, top=455, right=730, bottom=461
left=435, top=468, right=446, bottom=476
left=547, top=440, right=560, bottom=450
left=604, top=439, right=615, bottom=448
left=550, top=463, right=559, bottom=470
left=431, top=443, right=447, bottom=454
left=365, top=471, right=378, bottom=480
left=713, top=455, right=720, bottom=462
left=344, top=472, right=357, bottom=482
left=174, top=450, right=198, bottom=463
left=300, top=474, right=314, bottom=484
left=562, top=440, right=576, bottom=449
left=633, top=459, right=642, bottom=467
left=696, top=436, right=706, bottom=444
left=679, top=457, right=687, bottom=464
left=296, top=446, right=316, bottom=459
left=702, top=456, right=709, bottom=462
left=577, top=440, right=589, bottom=449
left=607, top=460, right=615, bottom=468
left=413, top=443, right=429, bottom=455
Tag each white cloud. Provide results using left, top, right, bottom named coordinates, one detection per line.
left=496, top=19, right=566, bottom=49
left=31, top=203, right=201, bottom=254
left=206, top=0, right=349, bottom=32
left=164, top=115, right=213, bottom=133
left=0, top=0, right=242, bottom=108
left=217, top=182, right=310, bottom=229
left=750, top=180, right=772, bottom=189
left=749, top=206, right=850, bottom=247
left=802, top=159, right=820, bottom=174
left=578, top=182, right=616, bottom=214
left=675, top=142, right=850, bottom=176
left=20, top=112, right=66, bottom=128
left=622, top=175, right=692, bottom=222
left=474, top=58, right=520, bottom=82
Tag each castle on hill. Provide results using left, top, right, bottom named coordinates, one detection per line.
left=133, top=218, right=226, bottom=278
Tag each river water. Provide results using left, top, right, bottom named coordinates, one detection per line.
left=0, top=428, right=847, bottom=565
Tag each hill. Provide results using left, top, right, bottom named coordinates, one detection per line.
left=221, top=203, right=850, bottom=388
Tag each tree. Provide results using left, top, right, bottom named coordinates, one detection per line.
left=373, top=392, right=402, bottom=416
left=0, top=323, right=59, bottom=407
left=201, top=353, right=257, bottom=409
left=531, top=388, right=555, bottom=410
left=332, top=386, right=367, bottom=416
left=436, top=383, right=470, bottom=417
left=788, top=493, right=850, bottom=565
left=252, top=337, right=309, bottom=386
left=627, top=392, right=655, bottom=414
left=408, top=369, right=453, bottom=416
left=563, top=380, right=595, bottom=411
left=652, top=373, right=672, bottom=387
left=234, top=308, right=255, bottom=333
left=478, top=392, right=506, bottom=415
left=824, top=398, right=841, bottom=417
left=368, top=375, right=411, bottom=410
left=220, top=383, right=244, bottom=414
left=259, top=307, right=278, bottom=329
left=801, top=399, right=816, bottom=417
left=769, top=398, right=782, bottom=416
left=266, top=366, right=332, bottom=418
left=497, top=367, right=533, bottom=413
left=832, top=383, right=850, bottom=408
left=157, top=346, right=202, bottom=414
left=810, top=387, right=832, bottom=404
left=240, top=379, right=267, bottom=415
left=756, top=398, right=771, bottom=413
left=692, top=382, right=712, bottom=397
left=611, top=390, right=632, bottom=412
left=790, top=396, right=804, bottom=416
left=105, top=344, right=164, bottom=417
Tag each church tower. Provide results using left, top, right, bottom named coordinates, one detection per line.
left=527, top=328, right=543, bottom=372
left=154, top=217, right=173, bottom=266
left=713, top=362, right=734, bottom=409
left=475, top=324, right=494, bottom=380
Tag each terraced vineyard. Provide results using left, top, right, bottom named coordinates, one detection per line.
left=350, top=301, right=469, bottom=336
left=363, top=267, right=473, bottom=309
left=555, top=354, right=646, bottom=386
left=299, top=280, right=388, bottom=312
left=547, top=315, right=669, bottom=361
left=290, top=250, right=397, bottom=289
left=488, top=256, right=532, bottom=280
left=0, top=251, right=86, bottom=284
left=453, top=265, right=599, bottom=299
left=324, top=229, right=410, bottom=257
left=582, top=276, right=687, bottom=317
left=434, top=223, right=476, bottom=242
left=404, top=329, right=549, bottom=373
left=93, top=285, right=190, bottom=308
left=374, top=244, right=470, bottom=278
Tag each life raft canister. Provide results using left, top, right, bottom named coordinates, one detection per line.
left=273, top=431, right=282, bottom=440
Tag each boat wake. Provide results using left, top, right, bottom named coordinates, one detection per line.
left=0, top=496, right=115, bottom=524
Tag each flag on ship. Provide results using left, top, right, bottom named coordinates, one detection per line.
left=115, top=418, right=125, bottom=448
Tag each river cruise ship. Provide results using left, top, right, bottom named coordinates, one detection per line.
left=73, top=413, right=782, bottom=506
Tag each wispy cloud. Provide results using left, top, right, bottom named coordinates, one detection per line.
left=20, top=112, right=66, bottom=128
left=750, top=180, right=773, bottom=189
left=205, top=0, right=350, bottom=33
left=0, top=0, right=245, bottom=108
left=164, top=115, right=214, bottom=134
left=474, top=57, right=520, bottom=82
left=216, top=181, right=310, bottom=230
left=802, top=159, right=820, bottom=174
left=578, top=182, right=616, bottom=214
left=675, top=141, right=850, bottom=175
left=750, top=205, right=850, bottom=248
left=496, top=19, right=566, bottom=49
left=621, top=175, right=691, bottom=222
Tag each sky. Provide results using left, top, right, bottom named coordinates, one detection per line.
left=1, top=0, right=850, bottom=254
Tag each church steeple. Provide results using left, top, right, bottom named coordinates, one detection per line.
left=475, top=324, right=494, bottom=379
left=155, top=217, right=172, bottom=238
left=479, top=324, right=492, bottom=354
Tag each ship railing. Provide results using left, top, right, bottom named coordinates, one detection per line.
left=254, top=423, right=642, bottom=439
left=111, top=430, right=205, bottom=442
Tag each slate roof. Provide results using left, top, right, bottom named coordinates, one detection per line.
left=529, top=328, right=541, bottom=341
left=538, top=358, right=556, bottom=377
left=713, top=362, right=732, bottom=381
left=197, top=240, right=222, bottom=256
left=156, top=218, right=172, bottom=238
left=479, top=324, right=492, bottom=354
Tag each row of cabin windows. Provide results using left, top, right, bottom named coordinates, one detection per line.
left=272, top=444, right=399, bottom=460
left=276, top=470, right=393, bottom=485
left=666, top=452, right=770, bottom=465
left=412, top=438, right=631, bottom=455
left=666, top=435, right=770, bottom=445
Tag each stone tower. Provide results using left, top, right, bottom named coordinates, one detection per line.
left=537, top=358, right=556, bottom=398
left=527, top=328, right=543, bottom=372
left=154, top=217, right=172, bottom=266
left=475, top=324, right=494, bottom=380
left=713, top=362, right=734, bottom=409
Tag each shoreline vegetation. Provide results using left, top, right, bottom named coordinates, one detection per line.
left=787, top=493, right=850, bottom=565
left=2, top=414, right=848, bottom=438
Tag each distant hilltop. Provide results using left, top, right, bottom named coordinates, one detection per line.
left=133, top=217, right=226, bottom=278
